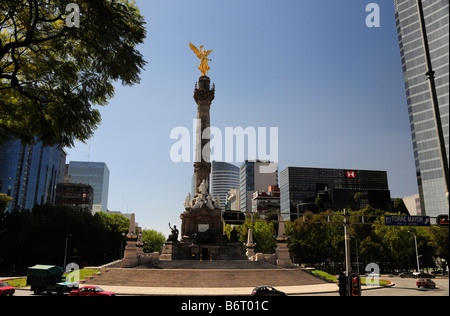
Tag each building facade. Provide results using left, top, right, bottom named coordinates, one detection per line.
left=55, top=182, right=94, bottom=212
left=239, top=160, right=278, bottom=213
left=395, top=0, right=449, bottom=217
left=252, top=185, right=280, bottom=219
left=210, top=161, right=240, bottom=209
left=67, top=161, right=110, bottom=213
left=0, top=139, right=66, bottom=212
left=280, top=167, right=392, bottom=220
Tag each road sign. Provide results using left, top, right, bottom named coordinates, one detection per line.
left=437, top=215, right=449, bottom=227
left=384, top=215, right=431, bottom=227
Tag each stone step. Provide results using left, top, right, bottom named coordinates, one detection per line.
left=89, top=267, right=325, bottom=288
left=140, top=260, right=279, bottom=270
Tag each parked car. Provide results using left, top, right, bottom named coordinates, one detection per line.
left=416, top=272, right=435, bottom=279
left=416, top=278, right=436, bottom=289
left=251, top=286, right=287, bottom=296
left=0, top=282, right=15, bottom=296
left=69, top=286, right=115, bottom=296
left=399, top=272, right=416, bottom=279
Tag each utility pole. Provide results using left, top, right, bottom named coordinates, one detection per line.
left=409, top=231, right=421, bottom=273
left=63, top=234, right=72, bottom=271
left=343, top=209, right=351, bottom=275
left=416, top=0, right=450, bottom=214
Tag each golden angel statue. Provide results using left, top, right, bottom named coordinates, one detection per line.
left=189, top=42, right=213, bottom=76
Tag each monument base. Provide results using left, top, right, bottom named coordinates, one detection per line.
left=276, top=241, right=293, bottom=268
left=160, top=241, right=246, bottom=261
left=121, top=241, right=139, bottom=268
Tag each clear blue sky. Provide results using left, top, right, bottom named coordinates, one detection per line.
left=66, top=0, right=417, bottom=237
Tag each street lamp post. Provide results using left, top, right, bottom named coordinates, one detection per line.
left=408, top=231, right=420, bottom=273
left=343, top=209, right=351, bottom=276
left=63, top=234, right=72, bottom=270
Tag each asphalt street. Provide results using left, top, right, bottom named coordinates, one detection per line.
left=8, top=276, right=449, bottom=297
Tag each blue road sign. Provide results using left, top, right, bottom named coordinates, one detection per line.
left=384, top=215, right=431, bottom=227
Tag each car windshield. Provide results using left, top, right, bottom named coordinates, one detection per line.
left=0, top=282, right=9, bottom=287
left=94, top=286, right=103, bottom=292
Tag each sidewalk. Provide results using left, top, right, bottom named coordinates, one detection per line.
left=80, top=283, right=340, bottom=296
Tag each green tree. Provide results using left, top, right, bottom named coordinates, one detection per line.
left=226, top=216, right=277, bottom=254
left=425, top=226, right=449, bottom=273
left=142, top=229, right=166, bottom=254
left=286, top=211, right=343, bottom=265
left=0, top=0, right=147, bottom=147
left=0, top=193, right=12, bottom=213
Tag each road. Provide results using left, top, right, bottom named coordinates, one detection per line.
left=8, top=276, right=449, bottom=296
left=298, top=276, right=449, bottom=296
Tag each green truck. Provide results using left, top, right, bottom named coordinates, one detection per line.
left=26, top=265, right=79, bottom=295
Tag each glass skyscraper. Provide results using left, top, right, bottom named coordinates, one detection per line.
left=395, top=0, right=449, bottom=217
left=210, top=161, right=240, bottom=209
left=68, top=161, right=110, bottom=213
left=0, top=139, right=66, bottom=212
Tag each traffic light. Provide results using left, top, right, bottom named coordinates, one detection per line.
left=338, top=272, right=348, bottom=296
left=348, top=273, right=361, bottom=297
left=437, top=215, right=449, bottom=227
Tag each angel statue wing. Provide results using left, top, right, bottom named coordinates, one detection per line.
left=204, top=49, right=213, bottom=57
left=189, top=42, right=201, bottom=59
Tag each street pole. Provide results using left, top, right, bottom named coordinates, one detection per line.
left=344, top=209, right=351, bottom=276
left=63, top=234, right=72, bottom=270
left=409, top=231, right=420, bottom=273
left=413, top=234, right=420, bottom=273
left=416, top=0, right=450, bottom=214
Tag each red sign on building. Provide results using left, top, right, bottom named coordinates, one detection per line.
left=346, top=171, right=356, bottom=178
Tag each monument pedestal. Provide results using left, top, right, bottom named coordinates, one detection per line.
left=276, top=240, right=292, bottom=268
left=121, top=213, right=140, bottom=268
left=160, top=241, right=181, bottom=261
left=122, top=240, right=139, bottom=268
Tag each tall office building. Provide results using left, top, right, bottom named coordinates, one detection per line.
left=395, top=0, right=449, bottom=217
left=68, top=161, right=110, bottom=213
left=239, top=160, right=278, bottom=213
left=280, top=167, right=392, bottom=220
left=210, top=161, right=240, bottom=209
left=0, top=139, right=66, bottom=212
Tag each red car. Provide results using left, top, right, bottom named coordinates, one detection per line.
left=69, top=286, right=115, bottom=296
left=0, top=281, right=15, bottom=296
left=416, top=278, right=436, bottom=289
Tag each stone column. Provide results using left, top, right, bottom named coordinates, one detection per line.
left=193, top=76, right=215, bottom=195
left=246, top=228, right=256, bottom=260
left=276, top=216, right=292, bottom=267
left=121, top=213, right=139, bottom=268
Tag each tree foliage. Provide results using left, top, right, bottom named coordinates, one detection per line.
left=0, top=0, right=147, bottom=147
left=286, top=206, right=449, bottom=272
left=0, top=204, right=130, bottom=274
left=142, top=229, right=166, bottom=254
left=225, top=215, right=277, bottom=254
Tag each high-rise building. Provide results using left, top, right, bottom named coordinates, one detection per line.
left=210, top=161, right=240, bottom=209
left=395, top=0, right=449, bottom=217
left=0, top=139, right=66, bottom=212
left=280, top=167, right=392, bottom=220
left=67, top=161, right=110, bottom=213
left=55, top=182, right=94, bottom=213
left=239, top=160, right=278, bottom=213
